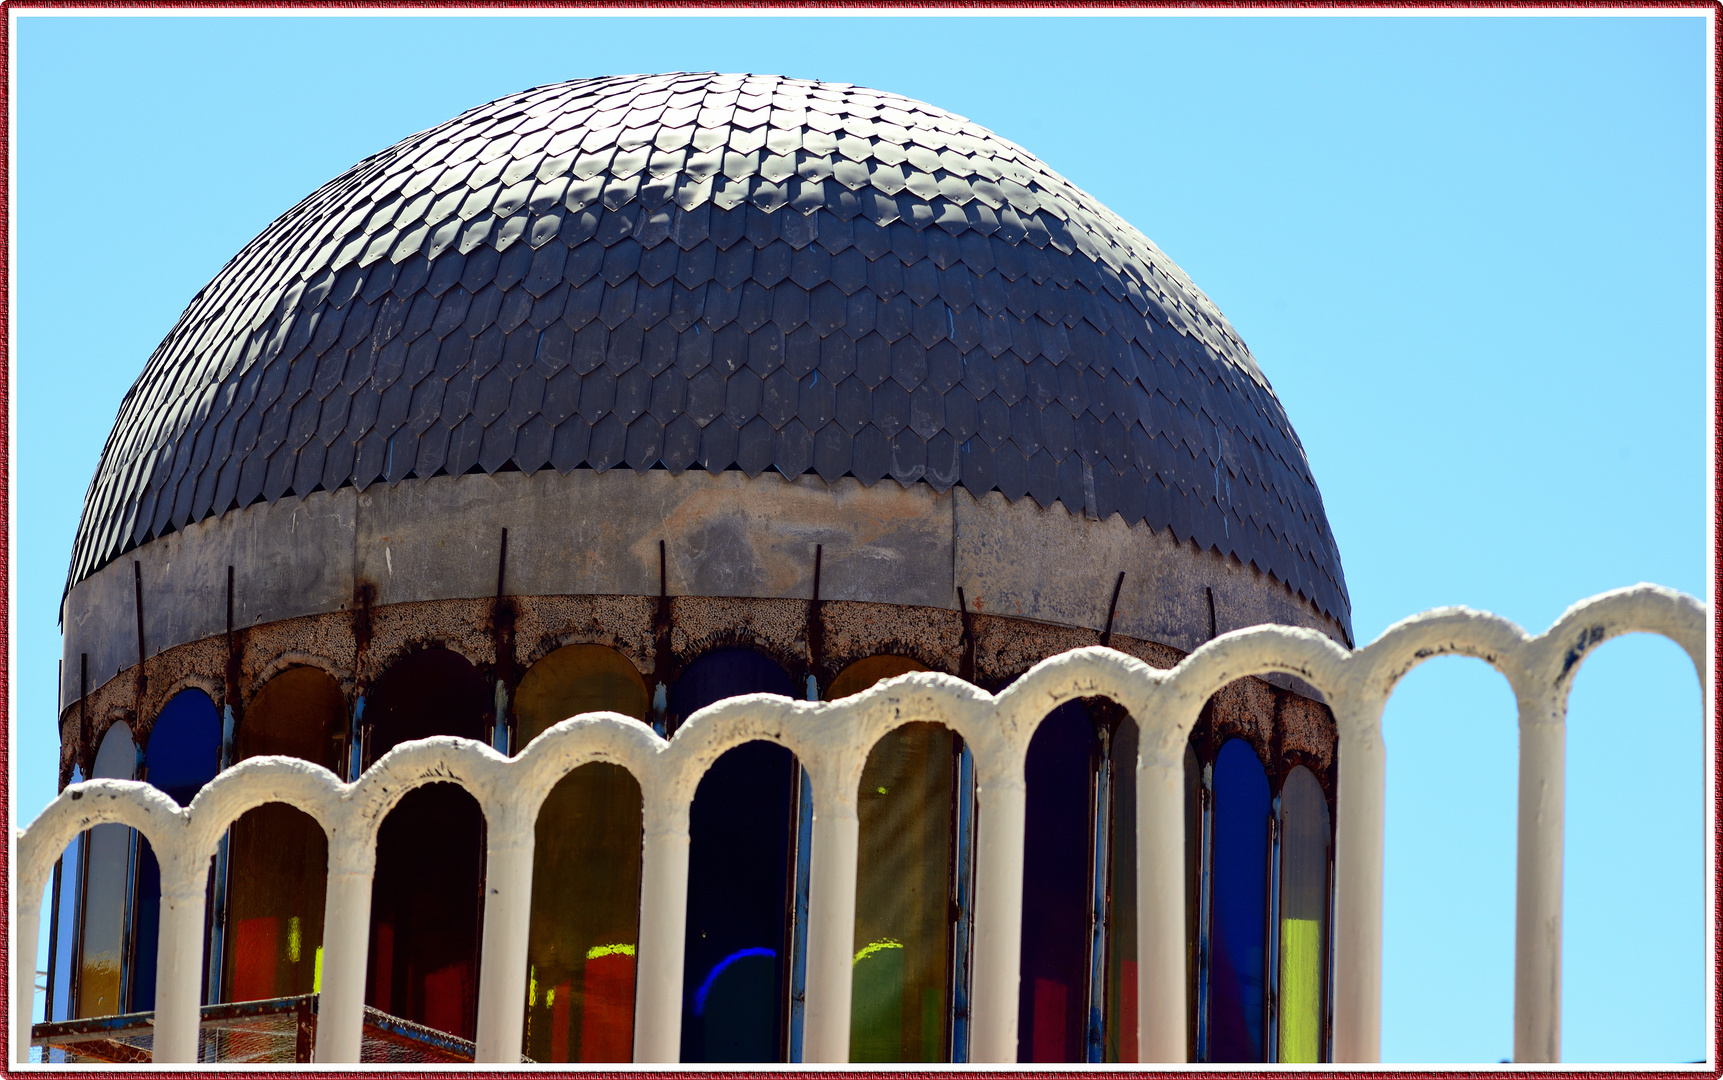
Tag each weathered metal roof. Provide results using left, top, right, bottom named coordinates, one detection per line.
left=69, top=72, right=1350, bottom=630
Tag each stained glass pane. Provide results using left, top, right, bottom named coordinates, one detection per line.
left=516, top=644, right=651, bottom=747
left=1276, top=765, right=1330, bottom=1064
left=1017, top=701, right=1093, bottom=1063
left=851, top=709, right=953, bottom=1063
left=833, top=656, right=953, bottom=1062
left=517, top=645, right=649, bottom=1063
left=1104, top=718, right=1138, bottom=1063
left=1207, top=738, right=1269, bottom=1062
left=364, top=649, right=492, bottom=1040
left=131, top=690, right=223, bottom=1012
left=674, top=649, right=797, bottom=1064
left=827, top=655, right=926, bottom=701
left=224, top=667, right=345, bottom=1003
left=78, top=723, right=135, bottom=1019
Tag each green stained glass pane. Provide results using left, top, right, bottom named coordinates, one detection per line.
left=1276, top=765, right=1330, bottom=1064
left=847, top=655, right=954, bottom=1063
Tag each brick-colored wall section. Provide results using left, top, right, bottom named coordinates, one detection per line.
left=60, top=593, right=1335, bottom=795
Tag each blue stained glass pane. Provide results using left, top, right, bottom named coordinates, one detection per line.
left=1017, top=701, right=1093, bottom=1063
left=144, top=690, right=222, bottom=805
left=670, top=648, right=796, bottom=726
left=675, top=650, right=797, bottom=1063
left=1207, top=738, right=1269, bottom=1062
left=133, top=690, right=223, bottom=1012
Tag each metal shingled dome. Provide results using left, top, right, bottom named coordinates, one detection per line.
left=69, top=72, right=1351, bottom=629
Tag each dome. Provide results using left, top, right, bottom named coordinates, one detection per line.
left=70, top=72, right=1349, bottom=629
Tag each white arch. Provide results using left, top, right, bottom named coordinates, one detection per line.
left=15, top=583, right=1704, bottom=1066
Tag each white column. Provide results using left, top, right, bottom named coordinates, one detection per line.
left=14, top=892, right=40, bottom=1063
left=1135, top=748, right=1186, bottom=1062
left=151, top=857, right=210, bottom=1064
left=473, top=807, right=535, bottom=1063
left=1331, top=703, right=1386, bottom=1063
left=801, top=788, right=859, bottom=1063
left=968, top=771, right=1026, bottom=1063
left=313, top=846, right=375, bottom=1064
left=631, top=805, right=690, bottom=1064
left=1513, top=691, right=1565, bottom=1064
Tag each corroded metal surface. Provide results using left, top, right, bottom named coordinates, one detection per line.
left=56, top=590, right=1322, bottom=791
left=69, top=72, right=1348, bottom=626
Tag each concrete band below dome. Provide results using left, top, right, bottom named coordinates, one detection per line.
left=60, top=468, right=1346, bottom=714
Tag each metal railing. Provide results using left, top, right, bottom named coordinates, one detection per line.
left=13, top=583, right=1705, bottom=1065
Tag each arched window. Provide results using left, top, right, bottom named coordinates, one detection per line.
left=672, top=650, right=798, bottom=1063
left=515, top=644, right=649, bottom=1063
left=1275, top=765, right=1330, bottom=1063
left=131, top=690, right=222, bottom=1013
left=832, top=656, right=960, bottom=1064
left=1205, top=737, right=1271, bottom=1062
left=363, top=648, right=492, bottom=1040
left=1103, top=717, right=1139, bottom=1063
left=78, top=722, right=137, bottom=1019
left=222, top=667, right=346, bottom=1003
left=1018, top=701, right=1094, bottom=1063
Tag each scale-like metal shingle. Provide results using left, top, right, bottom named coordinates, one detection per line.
left=69, top=72, right=1351, bottom=631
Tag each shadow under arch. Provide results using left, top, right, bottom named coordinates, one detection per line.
left=515, top=643, right=649, bottom=1063
left=672, top=648, right=799, bottom=1064
left=363, top=647, right=493, bottom=1042
left=223, top=665, right=347, bottom=1003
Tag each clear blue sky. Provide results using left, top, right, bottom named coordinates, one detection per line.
left=11, top=11, right=1709, bottom=1064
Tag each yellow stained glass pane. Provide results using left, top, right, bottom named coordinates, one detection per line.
left=516, top=643, right=649, bottom=746
left=517, top=645, right=647, bottom=1062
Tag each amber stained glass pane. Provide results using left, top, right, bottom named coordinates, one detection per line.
left=827, top=655, right=927, bottom=701
left=517, top=644, right=650, bottom=1063
left=78, top=723, right=135, bottom=1019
